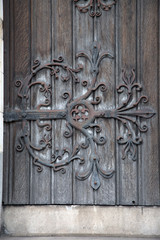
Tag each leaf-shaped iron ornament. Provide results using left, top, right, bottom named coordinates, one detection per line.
left=4, top=42, right=155, bottom=190
left=114, top=69, right=155, bottom=161
left=74, top=0, right=116, bottom=17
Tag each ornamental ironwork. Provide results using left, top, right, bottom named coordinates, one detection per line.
left=4, top=42, right=155, bottom=190
left=74, top=0, right=116, bottom=17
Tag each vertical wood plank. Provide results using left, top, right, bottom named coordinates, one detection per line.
left=118, top=0, right=138, bottom=205
left=31, top=0, right=52, bottom=204
left=94, top=7, right=116, bottom=205
left=3, top=0, right=10, bottom=204
left=141, top=0, right=160, bottom=205
left=72, top=4, right=94, bottom=204
left=115, top=0, right=120, bottom=205
left=137, top=0, right=143, bottom=205
left=9, top=0, right=31, bottom=204
left=51, top=0, right=55, bottom=205
left=53, top=0, right=73, bottom=204
left=159, top=0, right=160, bottom=207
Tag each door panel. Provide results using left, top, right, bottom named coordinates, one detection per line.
left=3, top=0, right=160, bottom=205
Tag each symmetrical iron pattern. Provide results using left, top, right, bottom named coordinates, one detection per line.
left=74, top=0, right=116, bottom=17
left=4, top=42, right=155, bottom=190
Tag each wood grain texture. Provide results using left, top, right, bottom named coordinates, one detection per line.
left=117, top=0, right=138, bottom=205
left=159, top=0, right=160, bottom=207
left=8, top=0, right=31, bottom=204
left=3, top=0, right=10, bottom=204
left=53, top=0, right=72, bottom=204
left=140, top=0, right=160, bottom=205
left=72, top=3, right=94, bottom=204
left=3, top=0, right=160, bottom=206
left=30, top=0, right=52, bottom=204
left=94, top=6, right=116, bottom=205
left=137, top=0, right=143, bottom=206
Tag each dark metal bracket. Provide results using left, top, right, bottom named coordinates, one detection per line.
left=4, top=42, right=155, bottom=190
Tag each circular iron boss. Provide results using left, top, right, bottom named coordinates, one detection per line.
left=67, top=100, right=96, bottom=130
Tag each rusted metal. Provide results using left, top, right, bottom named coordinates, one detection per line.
left=4, top=42, right=155, bottom=190
left=114, top=69, right=155, bottom=161
left=4, top=109, right=67, bottom=122
left=74, top=0, right=116, bottom=17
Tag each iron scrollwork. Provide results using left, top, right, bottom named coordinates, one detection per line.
left=4, top=41, right=155, bottom=190
left=74, top=0, right=116, bottom=17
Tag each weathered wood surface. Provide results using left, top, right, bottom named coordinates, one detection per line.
left=30, top=0, right=52, bottom=204
left=117, top=0, right=138, bottom=205
left=94, top=6, right=115, bottom=205
left=3, top=0, right=10, bottom=205
left=72, top=0, right=94, bottom=205
left=3, top=0, right=160, bottom=205
left=140, top=0, right=160, bottom=205
left=3, top=0, right=31, bottom=204
left=53, top=0, right=73, bottom=204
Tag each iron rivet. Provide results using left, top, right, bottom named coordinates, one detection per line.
left=22, top=113, right=27, bottom=118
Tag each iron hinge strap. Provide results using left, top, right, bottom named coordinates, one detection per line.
left=3, top=109, right=67, bottom=123
left=3, top=109, right=115, bottom=123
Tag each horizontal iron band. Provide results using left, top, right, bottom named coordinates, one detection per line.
left=4, top=109, right=67, bottom=122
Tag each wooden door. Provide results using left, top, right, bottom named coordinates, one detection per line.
left=3, top=0, right=160, bottom=206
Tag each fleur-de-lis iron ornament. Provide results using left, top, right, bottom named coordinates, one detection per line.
left=74, top=0, right=116, bottom=17
left=4, top=41, right=155, bottom=190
